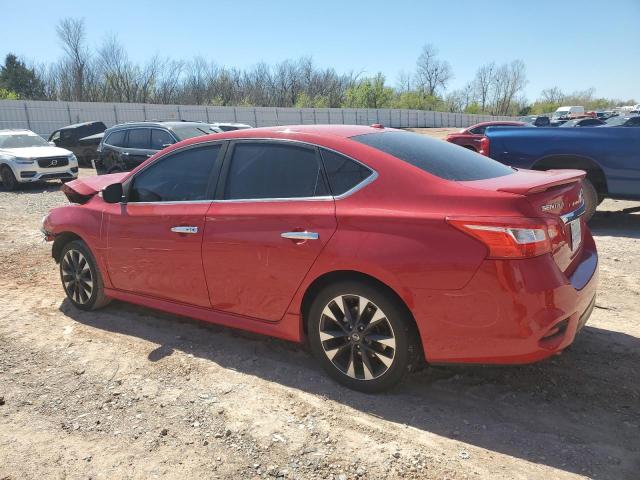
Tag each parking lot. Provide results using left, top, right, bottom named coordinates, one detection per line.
left=0, top=128, right=637, bottom=480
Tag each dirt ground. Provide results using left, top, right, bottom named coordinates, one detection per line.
left=0, top=130, right=638, bottom=480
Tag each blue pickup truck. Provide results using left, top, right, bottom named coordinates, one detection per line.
left=483, top=127, right=640, bottom=219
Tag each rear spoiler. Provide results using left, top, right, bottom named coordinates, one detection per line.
left=496, top=169, right=586, bottom=195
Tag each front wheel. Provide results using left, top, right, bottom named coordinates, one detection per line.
left=307, top=281, right=421, bottom=392
left=1, top=166, right=19, bottom=191
left=59, top=240, right=111, bottom=311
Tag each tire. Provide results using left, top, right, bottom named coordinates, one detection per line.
left=1, top=165, right=19, bottom=191
left=582, top=178, right=599, bottom=222
left=59, top=239, right=111, bottom=311
left=307, top=280, right=421, bottom=393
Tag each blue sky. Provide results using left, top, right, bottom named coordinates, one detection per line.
left=2, top=0, right=638, bottom=101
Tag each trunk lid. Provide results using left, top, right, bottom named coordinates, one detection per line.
left=460, top=168, right=587, bottom=274
left=61, top=172, right=127, bottom=204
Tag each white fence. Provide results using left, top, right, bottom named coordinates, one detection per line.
left=0, top=100, right=514, bottom=138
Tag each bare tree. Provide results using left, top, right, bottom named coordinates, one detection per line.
left=473, top=62, right=495, bottom=112
left=56, top=18, right=91, bottom=101
left=415, top=44, right=453, bottom=96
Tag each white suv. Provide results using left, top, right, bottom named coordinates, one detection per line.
left=0, top=129, right=79, bottom=190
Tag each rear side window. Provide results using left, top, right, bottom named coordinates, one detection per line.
left=469, top=126, right=486, bottom=135
left=351, top=131, right=513, bottom=181
left=224, top=142, right=327, bottom=199
left=129, top=145, right=221, bottom=202
left=320, top=149, right=373, bottom=196
left=105, top=130, right=127, bottom=147
left=127, top=128, right=151, bottom=149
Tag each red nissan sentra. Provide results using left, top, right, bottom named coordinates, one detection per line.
left=42, top=125, right=598, bottom=392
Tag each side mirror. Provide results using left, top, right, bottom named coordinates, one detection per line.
left=102, top=183, right=124, bottom=203
left=49, top=141, right=56, bottom=146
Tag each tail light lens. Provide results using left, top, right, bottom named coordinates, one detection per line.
left=479, top=137, right=490, bottom=156
left=447, top=217, right=563, bottom=258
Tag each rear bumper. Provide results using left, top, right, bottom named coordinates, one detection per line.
left=415, top=230, right=599, bottom=365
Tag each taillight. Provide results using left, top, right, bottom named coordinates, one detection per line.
left=447, top=217, right=562, bottom=259
left=479, top=137, right=490, bottom=156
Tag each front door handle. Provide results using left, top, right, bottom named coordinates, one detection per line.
left=171, top=226, right=199, bottom=234
left=281, top=231, right=319, bottom=241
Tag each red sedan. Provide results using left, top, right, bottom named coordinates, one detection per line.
left=42, top=125, right=598, bottom=392
left=446, top=121, right=527, bottom=152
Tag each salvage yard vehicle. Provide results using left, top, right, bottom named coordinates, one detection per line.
left=94, top=121, right=223, bottom=174
left=42, top=125, right=598, bottom=392
left=559, top=117, right=605, bottom=127
left=482, top=126, right=640, bottom=220
left=445, top=121, right=527, bottom=152
left=48, top=121, right=106, bottom=166
left=0, top=129, right=78, bottom=190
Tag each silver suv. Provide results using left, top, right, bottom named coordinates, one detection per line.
left=0, top=129, right=78, bottom=190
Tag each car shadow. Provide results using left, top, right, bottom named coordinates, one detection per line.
left=590, top=206, right=640, bottom=239
left=60, top=299, right=640, bottom=479
left=0, top=181, right=63, bottom=194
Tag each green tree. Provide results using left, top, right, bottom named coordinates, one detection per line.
left=392, top=91, right=442, bottom=110
left=0, top=87, right=19, bottom=100
left=0, top=54, right=45, bottom=99
left=343, top=73, right=393, bottom=108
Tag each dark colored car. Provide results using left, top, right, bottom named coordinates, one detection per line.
left=601, top=116, right=640, bottom=127
left=519, top=115, right=551, bottom=127
left=95, top=121, right=222, bottom=174
left=48, top=121, right=107, bottom=166
left=559, top=118, right=606, bottom=127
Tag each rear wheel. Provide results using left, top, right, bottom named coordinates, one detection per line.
left=582, top=178, right=599, bottom=221
left=308, top=281, right=420, bottom=392
left=1, top=166, right=19, bottom=191
left=59, top=240, right=110, bottom=311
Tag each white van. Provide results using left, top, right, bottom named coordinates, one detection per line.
left=553, top=106, right=585, bottom=119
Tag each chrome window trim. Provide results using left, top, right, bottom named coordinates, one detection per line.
left=124, top=137, right=378, bottom=205
left=220, top=138, right=378, bottom=203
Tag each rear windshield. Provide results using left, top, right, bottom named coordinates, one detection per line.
left=351, top=131, right=513, bottom=181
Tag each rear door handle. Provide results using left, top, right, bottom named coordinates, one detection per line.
left=171, top=226, right=199, bottom=234
left=281, top=231, right=319, bottom=241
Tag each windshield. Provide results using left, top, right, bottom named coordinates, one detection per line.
left=351, top=131, right=513, bottom=181
left=553, top=110, right=570, bottom=118
left=171, top=126, right=214, bottom=140
left=605, top=117, right=628, bottom=126
left=0, top=133, right=49, bottom=149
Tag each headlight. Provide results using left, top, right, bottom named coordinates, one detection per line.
left=68, top=154, right=78, bottom=164
left=14, top=157, right=34, bottom=164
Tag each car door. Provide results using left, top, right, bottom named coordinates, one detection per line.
left=201, top=140, right=337, bottom=321
left=124, top=128, right=156, bottom=169
left=99, top=129, right=128, bottom=173
left=105, top=142, right=225, bottom=307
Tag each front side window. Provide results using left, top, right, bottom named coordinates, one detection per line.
left=320, top=149, right=373, bottom=196
left=469, top=126, right=486, bottom=135
left=129, top=144, right=221, bottom=202
left=105, top=130, right=127, bottom=147
left=351, top=131, right=513, bottom=181
left=150, top=129, right=175, bottom=150
left=127, top=128, right=151, bottom=149
left=224, top=142, right=327, bottom=200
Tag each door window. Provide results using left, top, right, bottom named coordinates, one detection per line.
left=127, top=128, right=151, bottom=149
left=129, top=144, right=221, bottom=202
left=150, top=129, right=176, bottom=150
left=319, top=149, right=373, bottom=196
left=105, top=130, right=127, bottom=147
left=224, top=142, right=328, bottom=199
left=49, top=131, right=60, bottom=142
